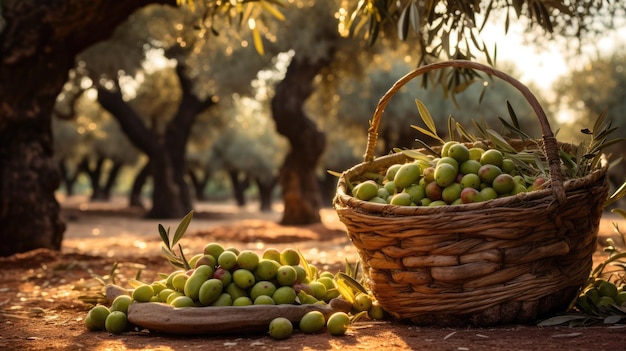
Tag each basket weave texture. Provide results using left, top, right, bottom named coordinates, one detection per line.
left=333, top=60, right=610, bottom=326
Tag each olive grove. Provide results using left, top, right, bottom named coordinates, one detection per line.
left=1, top=0, right=622, bottom=256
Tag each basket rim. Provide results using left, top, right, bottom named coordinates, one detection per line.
left=333, top=143, right=609, bottom=216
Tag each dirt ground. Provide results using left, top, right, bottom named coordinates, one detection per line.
left=1, top=196, right=625, bottom=351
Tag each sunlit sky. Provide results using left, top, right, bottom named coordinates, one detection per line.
left=480, top=20, right=626, bottom=92
left=475, top=18, right=626, bottom=124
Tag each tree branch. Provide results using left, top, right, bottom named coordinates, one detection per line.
left=96, top=86, right=161, bottom=157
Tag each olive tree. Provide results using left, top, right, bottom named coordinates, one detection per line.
left=1, top=0, right=621, bottom=256
left=0, top=0, right=179, bottom=256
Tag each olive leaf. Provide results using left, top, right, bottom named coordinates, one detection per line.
left=349, top=310, right=370, bottom=323
left=572, top=110, right=625, bottom=177
left=588, top=251, right=626, bottom=280
left=336, top=272, right=368, bottom=295
left=612, top=208, right=626, bottom=220
left=343, top=258, right=357, bottom=279
left=537, top=314, right=589, bottom=327
left=297, top=249, right=315, bottom=281
left=534, top=152, right=547, bottom=176
left=471, top=119, right=488, bottom=139
left=108, top=262, right=119, bottom=286
left=172, top=210, right=194, bottom=248
left=447, top=116, right=457, bottom=142
left=79, top=262, right=145, bottom=305
left=413, top=98, right=445, bottom=144
left=327, top=170, right=343, bottom=178
left=592, top=109, right=609, bottom=135
left=485, top=129, right=517, bottom=154
left=497, top=116, right=532, bottom=141
left=506, top=100, right=521, bottom=129
left=127, top=278, right=148, bottom=289
left=397, top=2, right=411, bottom=40
left=400, top=149, right=435, bottom=163
left=455, top=121, right=476, bottom=142
left=507, top=153, right=541, bottom=177
left=158, top=225, right=170, bottom=251
left=408, top=0, right=420, bottom=31
left=559, top=149, right=578, bottom=178
left=334, top=277, right=356, bottom=303
left=336, top=257, right=369, bottom=303
left=77, top=292, right=108, bottom=306
left=604, top=314, right=624, bottom=324
left=178, top=245, right=190, bottom=270
left=161, top=246, right=186, bottom=269
left=411, top=125, right=442, bottom=144
left=403, top=140, right=439, bottom=156
left=159, top=210, right=195, bottom=270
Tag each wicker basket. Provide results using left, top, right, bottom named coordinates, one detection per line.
left=333, top=60, right=609, bottom=326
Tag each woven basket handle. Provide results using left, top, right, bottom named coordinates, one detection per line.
left=364, top=60, right=565, bottom=203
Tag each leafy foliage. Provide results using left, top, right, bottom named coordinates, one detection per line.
left=177, top=0, right=287, bottom=55
left=342, top=0, right=622, bottom=58
left=340, top=0, right=626, bottom=96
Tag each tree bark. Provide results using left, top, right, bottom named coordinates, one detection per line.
left=187, top=169, right=210, bottom=201
left=78, top=156, right=107, bottom=201
left=102, top=159, right=124, bottom=200
left=58, top=159, right=81, bottom=196
left=0, top=0, right=175, bottom=256
left=228, top=170, right=249, bottom=207
left=255, top=176, right=277, bottom=212
left=271, top=55, right=334, bottom=225
left=97, top=86, right=186, bottom=218
left=158, top=64, right=216, bottom=217
left=97, top=62, right=214, bottom=218
left=129, top=161, right=151, bottom=208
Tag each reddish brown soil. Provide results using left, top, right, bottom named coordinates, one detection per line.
left=1, top=197, right=625, bottom=350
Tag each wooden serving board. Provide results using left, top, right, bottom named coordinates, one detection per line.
left=105, top=284, right=352, bottom=335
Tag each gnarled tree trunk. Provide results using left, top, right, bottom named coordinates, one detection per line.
left=271, top=54, right=334, bottom=225
left=129, top=161, right=151, bottom=208
left=97, top=86, right=187, bottom=218
left=255, top=176, right=277, bottom=212
left=187, top=169, right=211, bottom=201
left=78, top=155, right=120, bottom=201
left=58, top=159, right=81, bottom=196
left=228, top=170, right=250, bottom=207
left=0, top=0, right=174, bottom=256
left=97, top=62, right=214, bottom=218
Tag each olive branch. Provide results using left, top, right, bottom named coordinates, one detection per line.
left=159, top=210, right=195, bottom=270
left=409, top=98, right=626, bottom=206
left=77, top=262, right=147, bottom=306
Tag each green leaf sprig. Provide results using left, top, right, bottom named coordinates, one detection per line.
left=409, top=98, right=624, bottom=187
left=159, top=210, right=195, bottom=270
